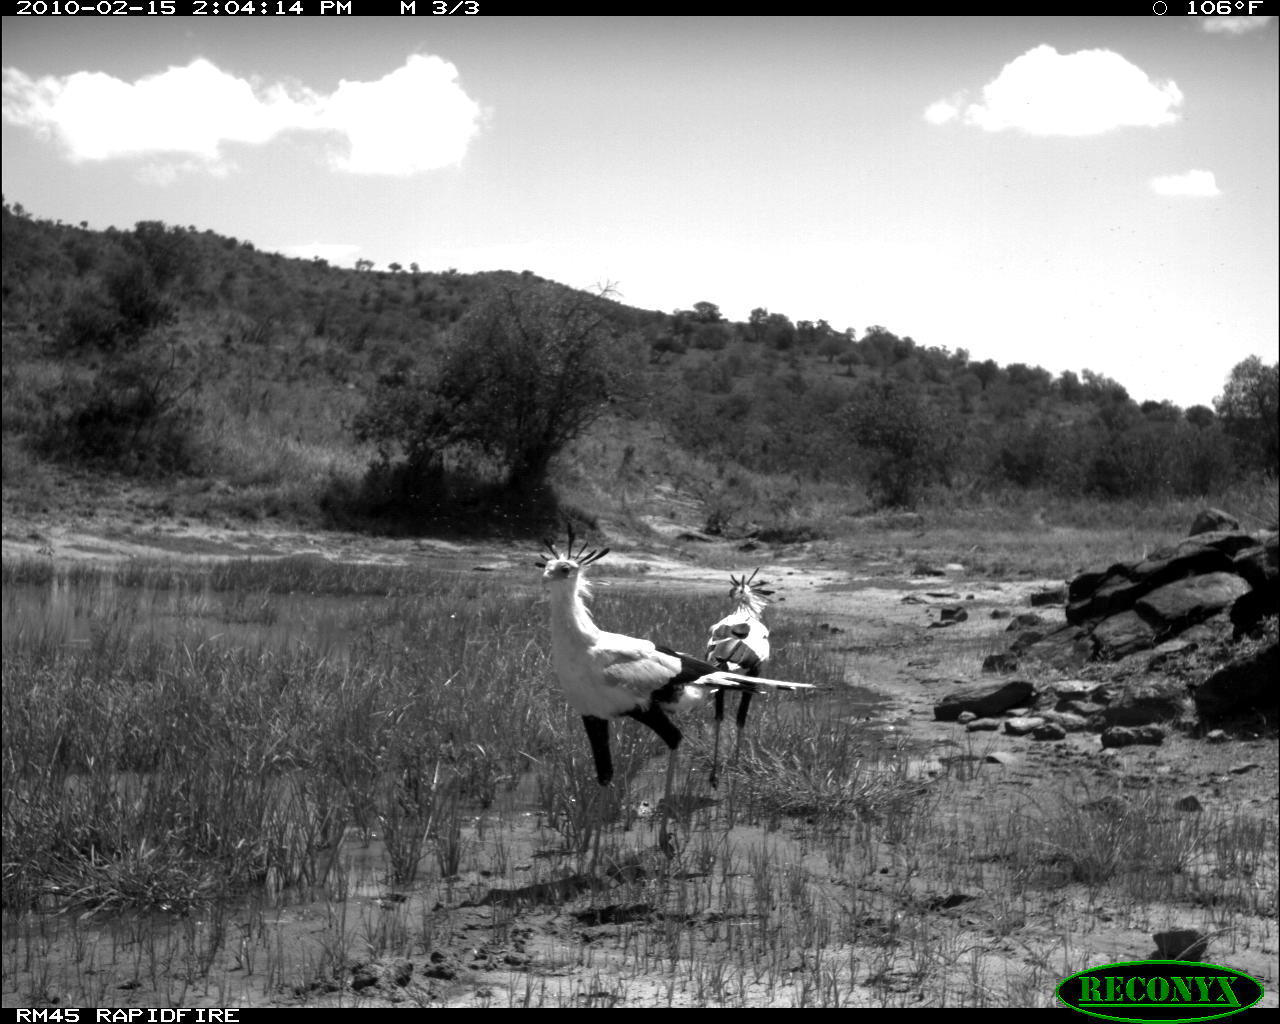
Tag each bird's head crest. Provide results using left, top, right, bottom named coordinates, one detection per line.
left=729, top=568, right=774, bottom=604
left=535, top=522, right=609, bottom=571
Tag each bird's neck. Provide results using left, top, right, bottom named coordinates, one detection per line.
left=548, top=578, right=600, bottom=645
left=735, top=594, right=765, bottom=618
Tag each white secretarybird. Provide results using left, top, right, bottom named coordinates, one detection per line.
left=537, top=527, right=814, bottom=857
left=706, top=569, right=773, bottom=788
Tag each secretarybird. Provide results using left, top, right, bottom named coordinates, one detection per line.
left=707, top=569, right=773, bottom=788
left=537, top=527, right=814, bottom=857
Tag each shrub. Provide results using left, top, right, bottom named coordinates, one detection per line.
left=37, top=342, right=203, bottom=477
left=848, top=381, right=962, bottom=509
left=353, top=284, right=638, bottom=509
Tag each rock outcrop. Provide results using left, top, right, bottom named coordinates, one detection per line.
left=1008, top=520, right=1276, bottom=673
left=987, top=511, right=1277, bottom=731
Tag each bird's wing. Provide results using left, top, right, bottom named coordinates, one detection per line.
left=591, top=632, right=688, bottom=702
left=586, top=635, right=814, bottom=708
left=707, top=612, right=770, bottom=670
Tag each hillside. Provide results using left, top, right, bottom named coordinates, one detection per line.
left=2, top=200, right=1275, bottom=541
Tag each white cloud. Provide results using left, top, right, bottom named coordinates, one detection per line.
left=925, top=45, right=1182, bottom=136
left=923, top=98, right=959, bottom=126
left=321, top=55, right=484, bottom=175
left=1149, top=169, right=1221, bottom=197
left=1, top=55, right=482, bottom=178
left=1200, top=16, right=1272, bottom=35
left=136, top=159, right=235, bottom=186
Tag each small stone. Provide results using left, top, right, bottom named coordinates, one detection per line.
left=1101, top=725, right=1165, bottom=748
left=1044, top=711, right=1090, bottom=733
left=1152, top=929, right=1210, bottom=961
left=982, top=653, right=1019, bottom=674
left=351, top=965, right=379, bottom=991
left=1003, top=716, right=1045, bottom=736
left=1032, top=722, right=1067, bottom=741
left=1053, top=680, right=1097, bottom=701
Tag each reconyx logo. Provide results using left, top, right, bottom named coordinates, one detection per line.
left=1057, top=960, right=1264, bottom=1022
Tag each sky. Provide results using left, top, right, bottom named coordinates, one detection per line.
left=2, top=15, right=1276, bottom=409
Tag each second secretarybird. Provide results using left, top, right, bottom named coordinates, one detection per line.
left=537, top=526, right=814, bottom=857
left=707, top=569, right=773, bottom=788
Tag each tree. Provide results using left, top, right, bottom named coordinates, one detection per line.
left=131, top=221, right=199, bottom=291
left=1185, top=404, right=1215, bottom=429
left=818, top=330, right=845, bottom=364
left=691, top=301, right=722, bottom=323
left=1214, top=356, right=1279, bottom=474
left=649, top=326, right=688, bottom=363
left=836, top=346, right=860, bottom=376
left=764, top=312, right=796, bottom=351
left=848, top=380, right=961, bottom=508
left=355, top=284, right=636, bottom=500
left=972, top=359, right=1002, bottom=392
left=60, top=257, right=175, bottom=352
left=1081, top=369, right=1129, bottom=405
left=861, top=327, right=900, bottom=377
left=1057, top=370, right=1084, bottom=403
left=691, top=320, right=732, bottom=350
left=1140, top=399, right=1181, bottom=422
left=1007, top=362, right=1052, bottom=397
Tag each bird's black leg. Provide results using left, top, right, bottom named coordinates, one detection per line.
left=731, top=687, right=756, bottom=769
left=582, top=715, right=613, bottom=785
left=625, top=704, right=683, bottom=858
left=624, top=703, right=682, bottom=751
left=710, top=688, right=727, bottom=788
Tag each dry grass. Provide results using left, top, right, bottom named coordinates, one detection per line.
left=3, top=555, right=1275, bottom=1008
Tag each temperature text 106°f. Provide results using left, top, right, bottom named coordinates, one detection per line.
left=1188, top=1, right=1265, bottom=12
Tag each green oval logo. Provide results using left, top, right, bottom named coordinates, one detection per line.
left=1057, top=960, right=1265, bottom=1022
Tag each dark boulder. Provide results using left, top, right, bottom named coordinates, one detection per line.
left=1134, top=572, right=1251, bottom=633
left=934, top=680, right=1034, bottom=721
left=1093, top=679, right=1189, bottom=726
left=1091, top=609, right=1158, bottom=660
left=1189, top=508, right=1240, bottom=535
left=1016, top=624, right=1094, bottom=671
left=1193, top=641, right=1278, bottom=725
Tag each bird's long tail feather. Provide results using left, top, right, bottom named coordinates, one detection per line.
left=697, top=671, right=815, bottom=694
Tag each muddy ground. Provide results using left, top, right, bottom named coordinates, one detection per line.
left=3, top=502, right=1277, bottom=1009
